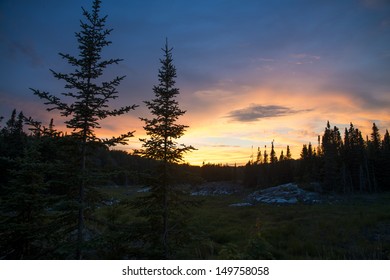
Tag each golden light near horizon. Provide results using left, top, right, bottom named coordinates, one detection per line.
left=99, top=84, right=390, bottom=167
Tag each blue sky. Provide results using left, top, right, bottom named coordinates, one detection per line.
left=1, top=0, right=389, bottom=165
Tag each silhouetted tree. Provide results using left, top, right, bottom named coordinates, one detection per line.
left=255, top=147, right=262, bottom=164
left=286, top=145, right=292, bottom=160
left=30, top=0, right=137, bottom=259
left=370, top=123, right=381, bottom=153
left=300, top=144, right=308, bottom=160
left=270, top=140, right=277, bottom=164
left=342, top=123, right=366, bottom=192
left=368, top=123, right=381, bottom=192
left=0, top=109, right=27, bottom=158
left=263, top=146, right=269, bottom=164
left=279, top=150, right=285, bottom=162
left=136, top=40, right=195, bottom=258
left=322, top=121, right=343, bottom=191
left=383, top=130, right=390, bottom=151
left=379, top=129, right=390, bottom=191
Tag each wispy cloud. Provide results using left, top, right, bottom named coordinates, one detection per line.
left=227, top=104, right=311, bottom=122
left=3, top=39, right=45, bottom=68
left=290, top=53, right=321, bottom=65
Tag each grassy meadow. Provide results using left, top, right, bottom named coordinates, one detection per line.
left=97, top=185, right=390, bottom=260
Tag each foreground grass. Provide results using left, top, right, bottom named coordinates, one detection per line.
left=188, top=192, right=390, bottom=259
left=98, top=186, right=390, bottom=259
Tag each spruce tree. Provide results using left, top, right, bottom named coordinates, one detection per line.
left=270, top=141, right=277, bottom=164
left=383, top=130, right=390, bottom=151
left=380, top=129, right=390, bottom=191
left=286, top=145, right=292, bottom=160
left=263, top=146, right=269, bottom=164
left=371, top=123, right=381, bottom=152
left=0, top=140, right=50, bottom=259
left=136, top=39, right=195, bottom=258
left=30, top=0, right=137, bottom=259
left=300, top=144, right=308, bottom=160
left=0, top=109, right=27, bottom=158
left=255, top=147, right=262, bottom=164
left=342, top=123, right=366, bottom=192
left=322, top=121, right=343, bottom=191
left=279, top=150, right=285, bottom=162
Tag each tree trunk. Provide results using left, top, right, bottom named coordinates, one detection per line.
left=162, top=137, right=169, bottom=259
left=76, top=126, right=87, bottom=259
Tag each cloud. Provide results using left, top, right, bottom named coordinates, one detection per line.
left=289, top=53, right=321, bottom=65
left=7, top=40, right=45, bottom=67
left=361, top=0, right=389, bottom=9
left=227, top=104, right=311, bottom=122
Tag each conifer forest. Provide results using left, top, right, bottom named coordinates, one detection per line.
left=1, top=0, right=390, bottom=259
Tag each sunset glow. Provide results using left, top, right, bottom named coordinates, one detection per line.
left=1, top=0, right=389, bottom=166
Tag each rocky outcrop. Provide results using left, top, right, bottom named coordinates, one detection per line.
left=190, top=181, right=239, bottom=196
left=248, top=183, right=321, bottom=205
left=229, top=183, right=322, bottom=207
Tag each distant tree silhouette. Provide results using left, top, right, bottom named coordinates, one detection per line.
left=300, top=144, right=309, bottom=160
left=0, top=109, right=26, bottom=158
left=270, top=140, right=277, bottom=164
left=30, top=0, right=137, bottom=259
left=383, top=130, right=390, bottom=151
left=286, top=145, right=292, bottom=160
left=263, top=146, right=269, bottom=164
left=321, top=121, right=343, bottom=191
left=279, top=150, right=285, bottom=162
left=0, top=140, right=50, bottom=259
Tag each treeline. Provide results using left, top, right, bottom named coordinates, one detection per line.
left=0, top=110, right=224, bottom=259
left=0, top=109, right=195, bottom=259
left=244, top=121, right=390, bottom=192
left=1, top=110, right=390, bottom=259
left=0, top=110, right=134, bottom=259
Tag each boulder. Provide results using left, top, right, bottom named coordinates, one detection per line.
left=191, top=181, right=239, bottom=196
left=248, top=183, right=321, bottom=205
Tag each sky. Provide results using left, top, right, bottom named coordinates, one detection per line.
left=1, top=0, right=390, bottom=166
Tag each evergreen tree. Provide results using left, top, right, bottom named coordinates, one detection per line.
left=322, top=121, right=343, bottom=191
left=308, top=142, right=314, bottom=158
left=367, top=123, right=382, bottom=191
left=255, top=147, right=262, bottom=164
left=368, top=123, right=381, bottom=161
left=136, top=40, right=195, bottom=258
left=383, top=129, right=390, bottom=151
left=286, top=145, right=292, bottom=160
left=370, top=123, right=381, bottom=153
left=0, top=109, right=27, bottom=158
left=0, top=110, right=28, bottom=191
left=0, top=140, right=50, bottom=259
left=342, top=123, right=366, bottom=192
left=263, top=146, right=269, bottom=164
left=379, top=129, right=390, bottom=191
left=270, top=140, right=277, bottom=164
left=279, top=150, right=285, bottom=162
left=30, top=0, right=137, bottom=259
left=300, top=144, right=308, bottom=160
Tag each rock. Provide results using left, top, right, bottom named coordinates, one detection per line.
left=229, top=202, right=253, bottom=207
left=248, top=183, right=321, bottom=205
left=103, top=198, right=120, bottom=206
left=191, top=181, right=239, bottom=196
left=137, top=187, right=151, bottom=193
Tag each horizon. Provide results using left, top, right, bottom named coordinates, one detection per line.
left=1, top=0, right=389, bottom=166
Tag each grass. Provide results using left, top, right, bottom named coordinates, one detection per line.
left=97, top=185, right=390, bottom=259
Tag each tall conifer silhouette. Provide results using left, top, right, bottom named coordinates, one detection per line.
left=30, top=0, right=137, bottom=259
left=137, top=39, right=195, bottom=258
